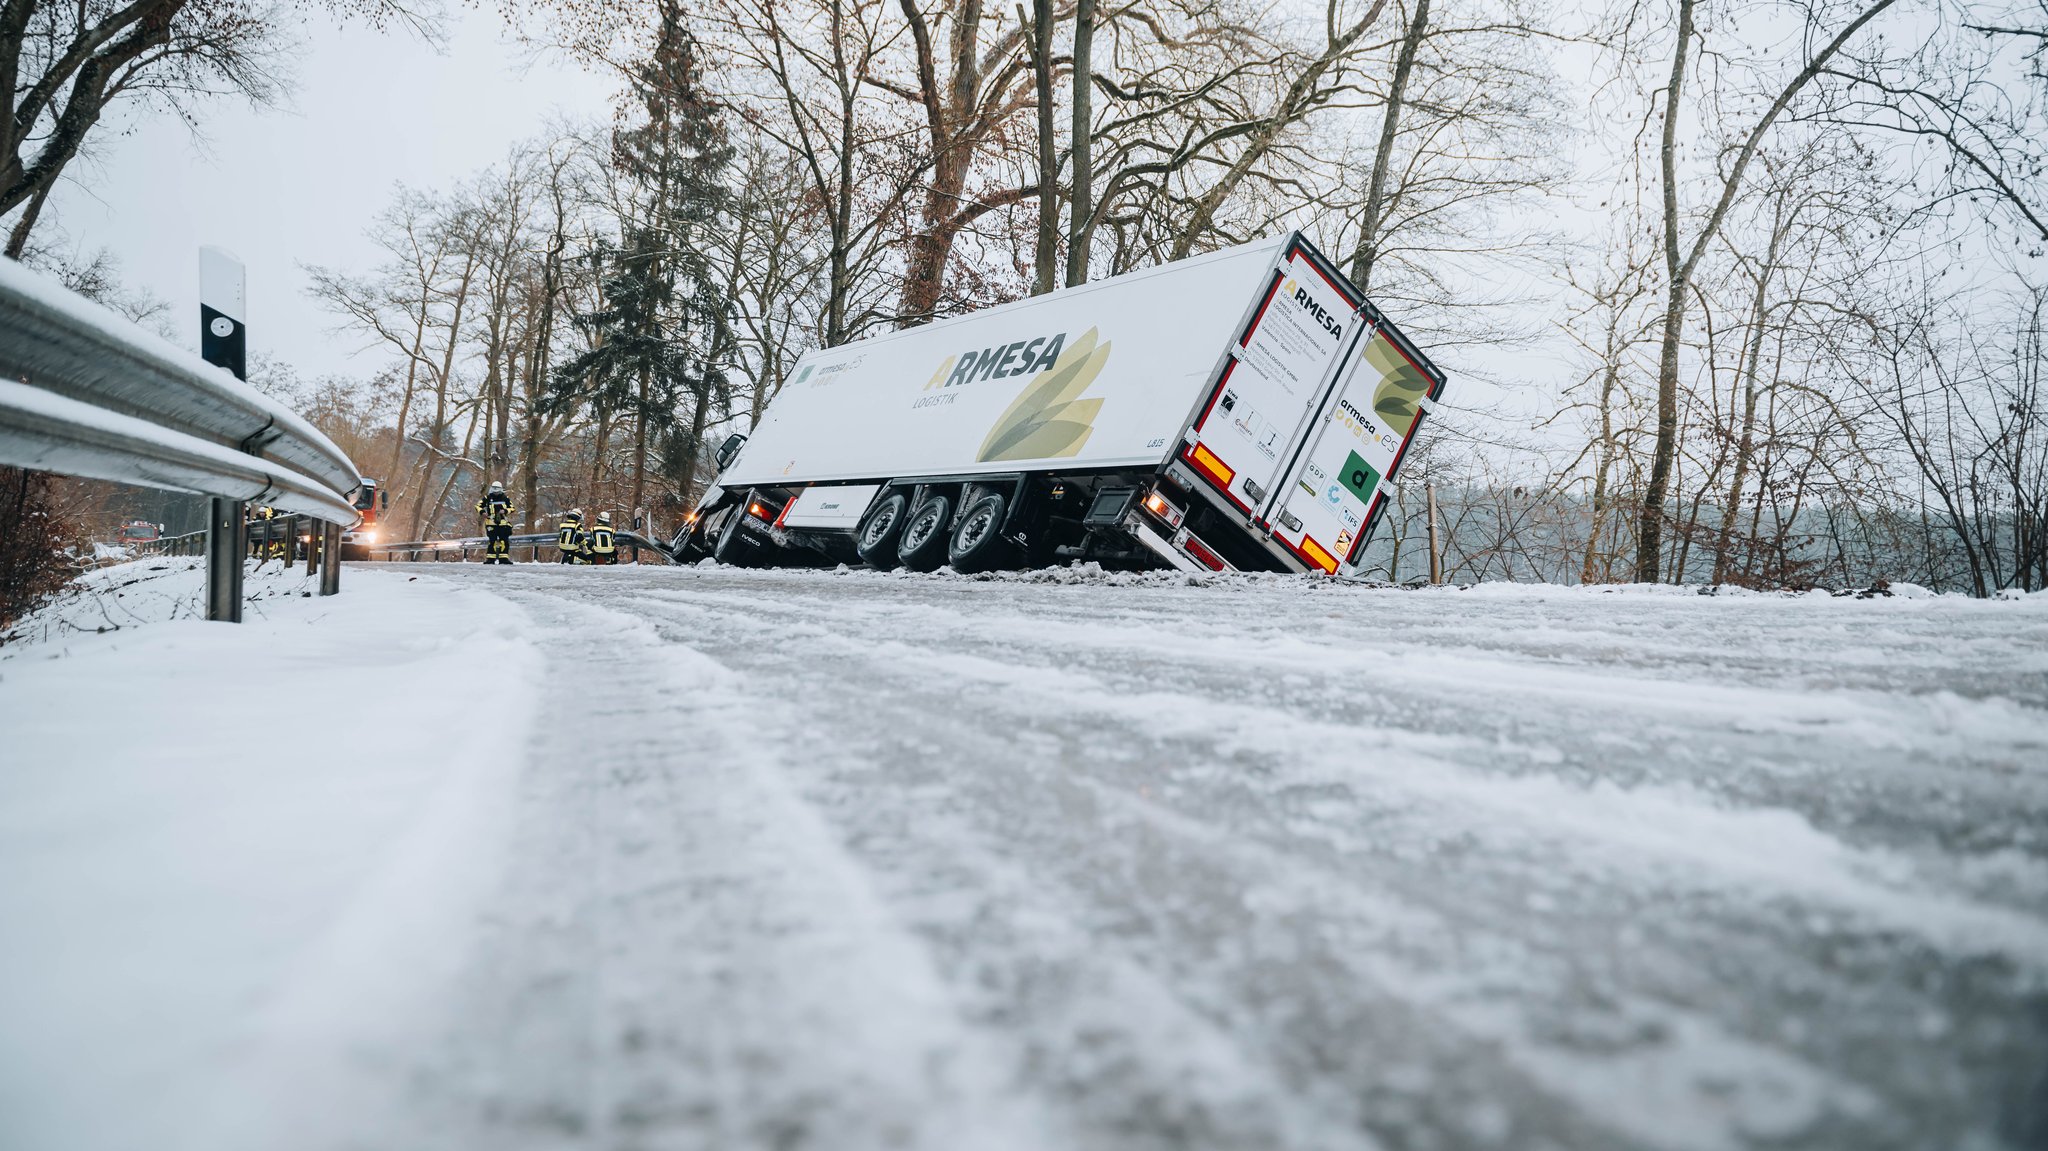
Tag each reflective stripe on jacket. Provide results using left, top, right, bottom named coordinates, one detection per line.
left=479, top=494, right=514, bottom=527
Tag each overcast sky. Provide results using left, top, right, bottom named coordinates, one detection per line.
left=42, top=6, right=616, bottom=380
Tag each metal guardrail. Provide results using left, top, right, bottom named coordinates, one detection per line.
left=0, top=258, right=363, bottom=618
left=149, top=515, right=331, bottom=564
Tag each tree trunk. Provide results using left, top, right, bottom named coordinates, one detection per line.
left=1581, top=355, right=1621, bottom=585
left=1028, top=0, right=1057, bottom=296
left=590, top=403, right=612, bottom=511
left=3, top=178, right=53, bottom=258
left=1636, top=0, right=1695, bottom=584
left=825, top=9, right=859, bottom=346
left=633, top=363, right=650, bottom=521
left=679, top=385, right=712, bottom=508
left=1064, top=0, right=1096, bottom=287
left=409, top=252, right=477, bottom=540
left=1636, top=0, right=1899, bottom=581
left=1713, top=258, right=1778, bottom=585
left=1348, top=0, right=1429, bottom=291
left=1170, top=2, right=1387, bottom=262
left=382, top=307, right=430, bottom=513
left=526, top=173, right=568, bottom=528
left=422, top=413, right=480, bottom=539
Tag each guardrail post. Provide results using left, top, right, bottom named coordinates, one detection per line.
left=201, top=246, right=252, bottom=620
left=206, top=496, right=245, bottom=622
left=304, top=516, right=317, bottom=575
left=320, top=521, right=341, bottom=596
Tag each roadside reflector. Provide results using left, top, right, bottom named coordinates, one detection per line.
left=1300, top=535, right=1339, bottom=574
left=1188, top=443, right=1235, bottom=489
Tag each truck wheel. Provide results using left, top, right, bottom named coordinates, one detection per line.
left=855, top=493, right=909, bottom=569
left=895, top=493, right=953, bottom=571
left=948, top=492, right=1016, bottom=573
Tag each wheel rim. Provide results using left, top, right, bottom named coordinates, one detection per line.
left=861, top=504, right=899, bottom=548
left=958, top=505, right=995, bottom=551
left=903, top=506, right=942, bottom=550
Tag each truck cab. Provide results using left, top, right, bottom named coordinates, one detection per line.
left=339, top=479, right=388, bottom=559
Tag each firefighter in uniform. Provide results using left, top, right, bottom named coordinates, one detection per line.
left=478, top=481, right=515, bottom=565
left=589, top=511, right=618, bottom=565
left=556, top=509, right=588, bottom=564
left=255, top=505, right=284, bottom=561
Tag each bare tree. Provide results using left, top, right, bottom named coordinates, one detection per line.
left=1, top=0, right=433, bottom=257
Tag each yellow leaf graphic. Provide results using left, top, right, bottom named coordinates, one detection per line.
left=1364, top=334, right=1432, bottom=426
left=978, top=328, right=1112, bottom=462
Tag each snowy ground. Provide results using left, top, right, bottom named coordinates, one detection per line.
left=2, top=559, right=2045, bottom=1151
left=0, top=559, right=540, bottom=1151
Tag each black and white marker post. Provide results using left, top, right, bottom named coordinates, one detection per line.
left=199, top=246, right=248, bottom=622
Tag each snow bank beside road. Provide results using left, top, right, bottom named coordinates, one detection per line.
left=0, top=560, right=539, bottom=1151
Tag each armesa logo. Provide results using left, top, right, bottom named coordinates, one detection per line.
left=1338, top=397, right=1379, bottom=435
left=924, top=333, right=1067, bottom=390
left=1285, top=278, right=1343, bottom=341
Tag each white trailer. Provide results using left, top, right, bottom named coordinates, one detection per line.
left=677, top=233, right=1446, bottom=575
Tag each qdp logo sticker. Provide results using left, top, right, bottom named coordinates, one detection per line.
left=1341, top=450, right=1380, bottom=503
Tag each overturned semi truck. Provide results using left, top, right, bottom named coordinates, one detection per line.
left=673, top=233, right=1447, bottom=576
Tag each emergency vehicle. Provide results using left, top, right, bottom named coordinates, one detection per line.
left=339, top=479, right=388, bottom=560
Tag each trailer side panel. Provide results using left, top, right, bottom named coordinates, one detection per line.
left=720, top=239, right=1287, bottom=490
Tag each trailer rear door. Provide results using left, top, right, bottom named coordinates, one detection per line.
left=1260, top=322, right=1441, bottom=572
left=1178, top=239, right=1363, bottom=522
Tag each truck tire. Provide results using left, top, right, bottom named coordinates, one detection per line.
left=895, top=493, right=953, bottom=571
left=854, top=492, right=909, bottom=569
left=948, top=491, right=1016, bottom=573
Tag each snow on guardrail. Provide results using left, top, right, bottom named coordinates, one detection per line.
left=0, top=257, right=360, bottom=509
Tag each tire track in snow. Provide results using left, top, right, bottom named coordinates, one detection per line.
left=401, top=584, right=1059, bottom=1151
left=595, top=582, right=1888, bottom=1150
left=408, top=565, right=2048, bottom=1150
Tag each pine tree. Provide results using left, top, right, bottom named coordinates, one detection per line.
left=550, top=1, right=736, bottom=520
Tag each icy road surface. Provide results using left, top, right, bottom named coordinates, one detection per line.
left=398, top=563, right=2048, bottom=1151
left=4, top=562, right=2046, bottom=1151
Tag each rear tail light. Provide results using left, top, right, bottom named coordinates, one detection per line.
left=1141, top=489, right=1185, bottom=530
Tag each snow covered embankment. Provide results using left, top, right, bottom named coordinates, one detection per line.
left=0, top=559, right=539, bottom=1151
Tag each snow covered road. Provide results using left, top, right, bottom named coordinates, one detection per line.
left=408, top=563, right=2048, bottom=1151
left=5, top=561, right=2047, bottom=1150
